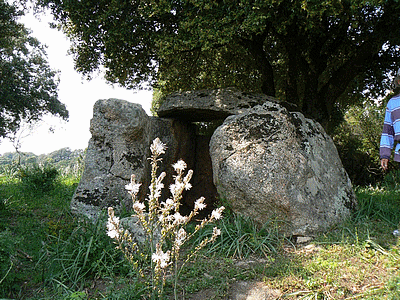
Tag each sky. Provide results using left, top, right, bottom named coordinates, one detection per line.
left=0, top=10, right=153, bottom=155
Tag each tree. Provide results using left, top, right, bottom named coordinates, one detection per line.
left=36, top=0, right=400, bottom=132
left=0, top=0, right=68, bottom=140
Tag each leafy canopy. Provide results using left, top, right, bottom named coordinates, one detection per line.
left=0, top=0, right=68, bottom=140
left=36, top=0, right=400, bottom=132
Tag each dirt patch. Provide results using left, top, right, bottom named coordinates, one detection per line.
left=175, top=280, right=281, bottom=300
left=228, top=281, right=281, bottom=300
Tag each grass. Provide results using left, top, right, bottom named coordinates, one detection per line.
left=1, top=164, right=400, bottom=299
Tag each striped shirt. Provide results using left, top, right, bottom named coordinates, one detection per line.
left=380, top=94, right=400, bottom=161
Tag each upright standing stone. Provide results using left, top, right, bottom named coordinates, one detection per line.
left=71, top=99, right=195, bottom=220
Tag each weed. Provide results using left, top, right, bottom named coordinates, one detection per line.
left=107, top=138, right=224, bottom=299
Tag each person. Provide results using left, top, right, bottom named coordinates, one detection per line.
left=380, top=68, right=400, bottom=171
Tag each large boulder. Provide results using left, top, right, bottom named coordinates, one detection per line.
left=209, top=101, right=357, bottom=237
left=71, top=99, right=196, bottom=220
left=157, top=87, right=280, bottom=122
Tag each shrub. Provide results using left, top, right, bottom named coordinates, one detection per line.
left=17, top=163, right=59, bottom=193
left=0, top=164, right=19, bottom=179
left=333, top=101, right=385, bottom=186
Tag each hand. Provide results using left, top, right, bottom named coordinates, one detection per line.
left=381, top=158, right=389, bottom=171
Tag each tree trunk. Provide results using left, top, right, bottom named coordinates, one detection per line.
left=240, top=34, right=275, bottom=97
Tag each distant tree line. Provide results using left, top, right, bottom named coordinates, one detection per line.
left=0, top=147, right=85, bottom=168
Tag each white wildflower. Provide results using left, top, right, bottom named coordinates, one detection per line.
left=133, top=201, right=145, bottom=212
left=125, top=182, right=141, bottom=196
left=172, top=160, right=187, bottom=172
left=152, top=188, right=162, bottom=199
left=213, top=227, right=221, bottom=236
left=173, top=212, right=187, bottom=224
left=107, top=228, right=119, bottom=239
left=125, top=174, right=141, bottom=196
left=152, top=245, right=170, bottom=269
left=194, top=197, right=206, bottom=211
left=150, top=138, right=166, bottom=156
left=184, top=182, right=192, bottom=190
left=106, top=208, right=120, bottom=239
left=211, top=210, right=221, bottom=220
left=156, top=182, right=164, bottom=191
left=161, top=198, right=175, bottom=211
left=107, top=218, right=119, bottom=238
left=159, top=214, right=173, bottom=222
left=175, top=228, right=187, bottom=247
left=211, top=206, right=225, bottom=220
left=169, top=184, right=175, bottom=196
left=153, top=181, right=164, bottom=197
left=169, top=182, right=185, bottom=196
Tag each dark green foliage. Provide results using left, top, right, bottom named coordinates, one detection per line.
left=333, top=101, right=386, bottom=186
left=17, top=163, right=59, bottom=193
left=0, top=0, right=68, bottom=139
left=36, top=0, right=400, bottom=132
left=335, top=133, right=378, bottom=186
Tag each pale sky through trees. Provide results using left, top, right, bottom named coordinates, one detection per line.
left=0, top=10, right=153, bottom=155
